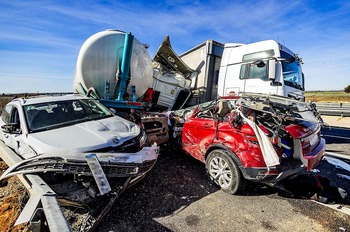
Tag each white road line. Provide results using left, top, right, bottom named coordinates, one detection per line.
left=325, top=152, right=350, bottom=160
left=321, top=134, right=350, bottom=140
left=313, top=200, right=350, bottom=217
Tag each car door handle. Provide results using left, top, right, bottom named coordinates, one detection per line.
left=3, top=134, right=9, bottom=139
left=203, top=123, right=213, bottom=128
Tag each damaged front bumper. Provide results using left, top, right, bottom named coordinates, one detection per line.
left=0, top=145, right=159, bottom=185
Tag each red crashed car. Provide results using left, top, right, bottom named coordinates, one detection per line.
left=180, top=93, right=325, bottom=194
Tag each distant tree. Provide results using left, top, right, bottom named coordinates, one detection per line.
left=345, top=84, right=350, bottom=93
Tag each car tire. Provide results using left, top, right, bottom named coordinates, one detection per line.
left=206, top=149, right=245, bottom=195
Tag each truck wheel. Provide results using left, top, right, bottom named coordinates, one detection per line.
left=206, top=149, right=245, bottom=194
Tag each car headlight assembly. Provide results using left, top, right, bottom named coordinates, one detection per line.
left=139, top=129, right=147, bottom=148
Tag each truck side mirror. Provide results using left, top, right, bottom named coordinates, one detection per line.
left=268, top=59, right=276, bottom=80
left=253, top=60, right=266, bottom=68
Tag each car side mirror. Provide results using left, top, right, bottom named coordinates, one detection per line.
left=268, top=59, right=276, bottom=80
left=1, top=123, right=21, bottom=134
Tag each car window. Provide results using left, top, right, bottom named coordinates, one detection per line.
left=24, top=99, right=113, bottom=132
left=10, top=107, right=20, bottom=124
left=196, top=110, right=214, bottom=119
left=195, top=106, right=217, bottom=119
left=1, top=105, right=13, bottom=124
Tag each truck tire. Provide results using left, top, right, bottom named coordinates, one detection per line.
left=206, top=149, right=245, bottom=194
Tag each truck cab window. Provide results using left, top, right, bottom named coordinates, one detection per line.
left=239, top=62, right=268, bottom=81
left=242, top=50, right=274, bottom=61
left=280, top=50, right=304, bottom=90
left=239, top=49, right=273, bottom=81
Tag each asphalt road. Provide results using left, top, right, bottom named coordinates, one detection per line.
left=322, top=126, right=350, bottom=156
left=97, top=132, right=350, bottom=232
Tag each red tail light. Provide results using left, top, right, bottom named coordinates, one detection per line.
left=301, top=139, right=311, bottom=155
left=301, top=132, right=320, bottom=155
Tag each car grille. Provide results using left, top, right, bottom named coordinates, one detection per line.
left=8, top=157, right=157, bottom=178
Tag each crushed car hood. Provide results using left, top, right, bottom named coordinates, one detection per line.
left=237, top=92, right=323, bottom=123
left=26, top=116, right=140, bottom=154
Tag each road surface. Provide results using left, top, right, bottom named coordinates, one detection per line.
left=97, top=140, right=350, bottom=232
left=97, top=118, right=350, bottom=231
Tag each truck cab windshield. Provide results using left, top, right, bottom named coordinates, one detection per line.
left=281, top=50, right=304, bottom=90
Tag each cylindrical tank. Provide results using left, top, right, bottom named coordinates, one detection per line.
left=74, top=30, right=153, bottom=99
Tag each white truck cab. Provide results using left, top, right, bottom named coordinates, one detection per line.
left=218, top=40, right=305, bottom=101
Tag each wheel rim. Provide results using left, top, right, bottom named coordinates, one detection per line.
left=209, top=155, right=232, bottom=189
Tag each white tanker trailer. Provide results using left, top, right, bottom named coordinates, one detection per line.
left=73, top=30, right=196, bottom=144
left=73, top=29, right=195, bottom=111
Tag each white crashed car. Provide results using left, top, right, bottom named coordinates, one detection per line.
left=0, top=94, right=158, bottom=197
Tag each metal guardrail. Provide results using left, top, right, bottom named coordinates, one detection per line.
left=0, top=141, right=70, bottom=232
left=315, top=103, right=350, bottom=117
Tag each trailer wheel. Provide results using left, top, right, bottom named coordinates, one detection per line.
left=206, top=149, right=245, bottom=194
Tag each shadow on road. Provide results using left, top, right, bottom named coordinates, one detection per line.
left=97, top=144, right=349, bottom=231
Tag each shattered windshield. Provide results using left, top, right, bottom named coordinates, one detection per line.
left=24, top=99, right=113, bottom=132
left=281, top=50, right=304, bottom=91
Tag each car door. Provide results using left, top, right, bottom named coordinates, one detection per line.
left=182, top=113, right=216, bottom=162
left=1, top=104, right=27, bottom=155
left=0, top=104, right=16, bottom=147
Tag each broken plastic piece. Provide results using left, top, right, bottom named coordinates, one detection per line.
left=85, top=154, right=111, bottom=195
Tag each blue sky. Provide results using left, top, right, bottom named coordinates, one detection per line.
left=0, top=0, right=349, bottom=93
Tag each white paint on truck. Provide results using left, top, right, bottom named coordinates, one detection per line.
left=74, top=30, right=154, bottom=99
left=218, top=40, right=305, bottom=101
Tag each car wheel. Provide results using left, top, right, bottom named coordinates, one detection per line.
left=206, top=149, right=245, bottom=194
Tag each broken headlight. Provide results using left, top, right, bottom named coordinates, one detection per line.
left=139, top=129, right=147, bottom=147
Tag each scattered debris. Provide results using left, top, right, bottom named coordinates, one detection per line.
left=281, top=174, right=348, bottom=204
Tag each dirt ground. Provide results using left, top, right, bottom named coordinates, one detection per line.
left=0, top=160, right=29, bottom=232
